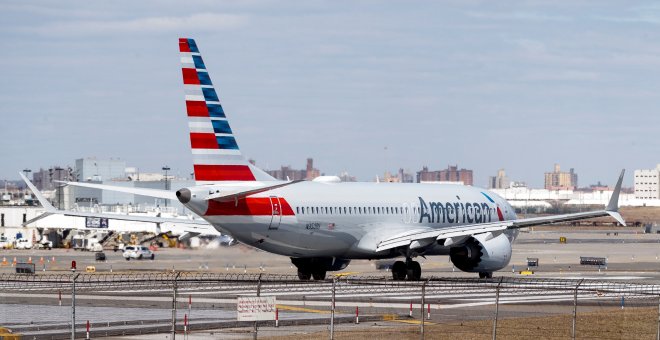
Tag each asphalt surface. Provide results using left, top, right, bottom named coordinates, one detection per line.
left=1, top=226, right=660, bottom=339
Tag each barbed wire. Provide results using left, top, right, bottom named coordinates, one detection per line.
left=1, top=273, right=659, bottom=297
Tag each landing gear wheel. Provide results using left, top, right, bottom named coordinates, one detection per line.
left=479, top=272, right=493, bottom=279
left=392, top=261, right=407, bottom=280
left=312, top=270, right=327, bottom=280
left=406, top=261, right=422, bottom=281
left=298, top=269, right=312, bottom=281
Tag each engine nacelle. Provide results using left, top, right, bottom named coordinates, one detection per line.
left=449, top=232, right=512, bottom=273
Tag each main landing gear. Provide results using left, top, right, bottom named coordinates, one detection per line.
left=297, top=268, right=327, bottom=281
left=479, top=272, right=493, bottom=279
left=291, top=257, right=351, bottom=281
left=391, top=259, right=421, bottom=281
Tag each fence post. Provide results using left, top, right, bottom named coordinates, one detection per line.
left=572, top=278, right=584, bottom=340
left=330, top=277, right=336, bottom=340
left=71, top=274, right=79, bottom=340
left=656, top=295, right=659, bottom=340
left=492, top=277, right=503, bottom=340
left=420, top=280, right=428, bottom=340
left=254, top=273, right=262, bottom=340
left=172, top=272, right=181, bottom=340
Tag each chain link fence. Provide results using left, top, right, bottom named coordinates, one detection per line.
left=0, top=273, right=659, bottom=339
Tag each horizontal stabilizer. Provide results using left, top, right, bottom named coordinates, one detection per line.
left=204, top=180, right=303, bottom=202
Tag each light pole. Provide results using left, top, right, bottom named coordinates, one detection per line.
left=162, top=166, right=171, bottom=208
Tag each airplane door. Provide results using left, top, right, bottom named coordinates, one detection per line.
left=268, top=196, right=282, bottom=230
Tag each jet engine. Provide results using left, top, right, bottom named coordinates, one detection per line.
left=449, top=232, right=512, bottom=273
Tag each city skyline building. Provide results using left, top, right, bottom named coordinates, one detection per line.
left=32, top=166, right=74, bottom=191
left=488, top=169, right=510, bottom=189
left=265, top=158, right=321, bottom=181
left=75, top=157, right=126, bottom=182
left=544, top=164, right=578, bottom=190
left=634, top=164, right=660, bottom=200
left=416, top=165, right=473, bottom=185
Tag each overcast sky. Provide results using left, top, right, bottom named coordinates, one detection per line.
left=1, top=1, right=659, bottom=187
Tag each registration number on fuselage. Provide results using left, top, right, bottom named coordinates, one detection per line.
left=305, top=222, right=321, bottom=230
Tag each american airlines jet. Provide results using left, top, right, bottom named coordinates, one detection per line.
left=27, top=38, right=626, bottom=281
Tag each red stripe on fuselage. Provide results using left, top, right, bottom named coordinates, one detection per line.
left=190, top=133, right=218, bottom=149
left=194, top=164, right=256, bottom=181
left=181, top=68, right=200, bottom=85
left=496, top=206, right=504, bottom=221
left=186, top=101, right=209, bottom=117
left=179, top=38, right=191, bottom=52
left=205, top=197, right=294, bottom=216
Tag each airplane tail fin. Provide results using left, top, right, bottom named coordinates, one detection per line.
left=179, top=38, right=276, bottom=184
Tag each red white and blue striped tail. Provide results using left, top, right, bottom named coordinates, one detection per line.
left=179, top=38, right=275, bottom=184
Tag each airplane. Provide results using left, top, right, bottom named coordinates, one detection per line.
left=19, top=172, right=218, bottom=241
left=37, top=38, right=626, bottom=281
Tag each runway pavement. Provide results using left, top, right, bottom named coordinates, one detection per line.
left=1, top=226, right=660, bottom=339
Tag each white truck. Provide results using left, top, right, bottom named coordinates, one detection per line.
left=14, top=239, right=33, bottom=250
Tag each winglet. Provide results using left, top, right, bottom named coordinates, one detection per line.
left=19, top=172, right=56, bottom=212
left=605, top=169, right=626, bottom=226
left=606, top=169, right=625, bottom=212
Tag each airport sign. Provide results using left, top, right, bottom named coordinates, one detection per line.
left=237, top=296, right=276, bottom=321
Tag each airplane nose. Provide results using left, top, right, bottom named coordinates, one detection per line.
left=176, top=188, right=191, bottom=204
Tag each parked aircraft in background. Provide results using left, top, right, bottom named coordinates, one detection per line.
left=20, top=172, right=218, bottom=241
left=40, top=38, right=626, bottom=280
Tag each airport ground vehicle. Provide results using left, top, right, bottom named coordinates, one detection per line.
left=122, top=246, right=155, bottom=260
left=37, top=239, right=53, bottom=250
left=14, top=239, right=32, bottom=250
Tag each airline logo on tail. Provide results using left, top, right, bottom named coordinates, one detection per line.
left=179, top=38, right=256, bottom=183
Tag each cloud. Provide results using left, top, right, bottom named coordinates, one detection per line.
left=23, top=13, right=248, bottom=37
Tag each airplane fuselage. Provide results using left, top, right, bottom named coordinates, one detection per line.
left=182, top=181, right=518, bottom=259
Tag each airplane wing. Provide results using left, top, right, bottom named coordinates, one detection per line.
left=57, top=179, right=301, bottom=202
left=375, top=170, right=626, bottom=253
left=20, top=173, right=214, bottom=236
left=54, top=180, right=175, bottom=200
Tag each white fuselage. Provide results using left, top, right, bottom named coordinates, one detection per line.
left=182, top=181, right=518, bottom=259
